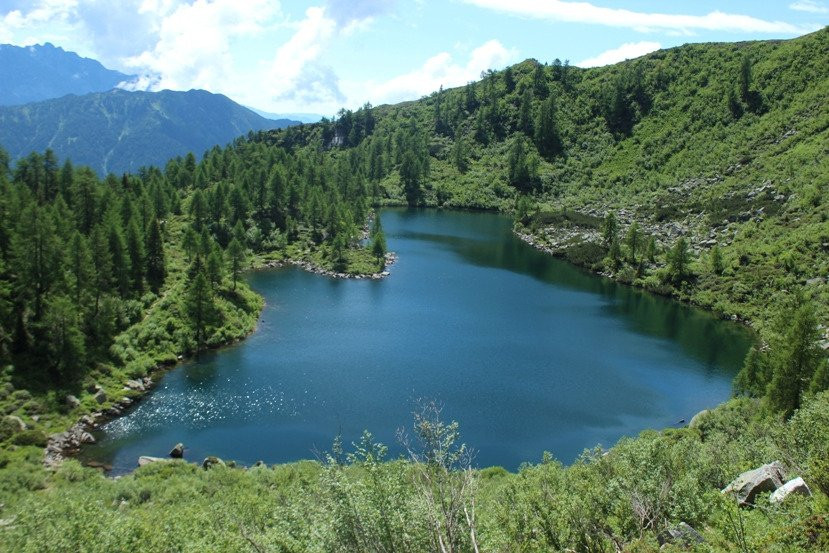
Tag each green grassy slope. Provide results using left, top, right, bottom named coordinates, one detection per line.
left=262, top=28, right=828, bottom=336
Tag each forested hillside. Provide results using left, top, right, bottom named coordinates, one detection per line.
left=0, top=89, right=298, bottom=175
left=0, top=29, right=827, bottom=553
left=260, top=27, right=829, bottom=336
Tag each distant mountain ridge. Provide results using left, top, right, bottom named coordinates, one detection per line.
left=0, top=42, right=133, bottom=106
left=0, top=89, right=297, bottom=175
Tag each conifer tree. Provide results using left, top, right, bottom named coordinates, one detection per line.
left=768, top=299, right=824, bottom=416
left=206, top=246, right=224, bottom=290
left=186, top=270, right=212, bottom=350
left=535, top=95, right=562, bottom=159
left=126, top=219, right=145, bottom=292
left=145, top=219, right=165, bottom=293
left=226, top=238, right=245, bottom=291
left=67, top=231, right=93, bottom=306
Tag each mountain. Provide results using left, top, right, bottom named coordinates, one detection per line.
left=0, top=42, right=133, bottom=106
left=248, top=107, right=323, bottom=124
left=261, top=28, right=829, bottom=329
left=0, top=88, right=296, bottom=175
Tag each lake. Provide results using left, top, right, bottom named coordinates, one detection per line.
left=81, top=208, right=752, bottom=473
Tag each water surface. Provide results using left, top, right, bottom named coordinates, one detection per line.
left=83, top=209, right=752, bottom=473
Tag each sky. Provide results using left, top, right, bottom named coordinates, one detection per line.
left=0, top=0, right=826, bottom=116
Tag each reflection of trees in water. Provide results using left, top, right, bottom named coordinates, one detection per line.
left=395, top=210, right=751, bottom=375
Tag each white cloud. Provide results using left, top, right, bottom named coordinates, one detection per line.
left=360, top=39, right=517, bottom=106
left=461, top=0, right=810, bottom=35
left=577, top=41, right=661, bottom=67
left=0, top=0, right=80, bottom=45
left=122, top=0, right=278, bottom=92
left=262, top=6, right=344, bottom=107
left=789, top=0, right=829, bottom=14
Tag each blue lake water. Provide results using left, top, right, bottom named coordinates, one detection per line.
left=82, top=209, right=752, bottom=473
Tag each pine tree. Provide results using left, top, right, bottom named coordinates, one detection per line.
left=107, top=223, right=131, bottom=298
left=768, top=299, right=824, bottom=416
left=189, top=189, right=207, bottom=230
left=667, top=237, right=690, bottom=284
left=535, top=95, right=562, bottom=159
left=89, top=225, right=112, bottom=315
left=182, top=227, right=199, bottom=261
left=126, top=219, right=145, bottom=292
left=145, top=219, right=165, bottom=292
left=10, top=204, right=62, bottom=321
left=226, top=238, right=245, bottom=291
left=400, top=150, right=422, bottom=206
left=518, top=88, right=534, bottom=137
left=67, top=231, right=93, bottom=306
left=186, top=270, right=213, bottom=350
left=43, top=295, right=86, bottom=379
left=710, top=245, right=724, bottom=275
left=602, top=212, right=618, bottom=248
left=71, top=168, right=98, bottom=234
left=206, top=246, right=224, bottom=290
left=733, top=345, right=768, bottom=397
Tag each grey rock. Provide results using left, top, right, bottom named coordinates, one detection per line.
left=202, top=456, right=226, bottom=470
left=93, top=390, right=107, bottom=404
left=79, top=432, right=96, bottom=444
left=4, top=415, right=26, bottom=432
left=138, top=456, right=167, bottom=467
left=722, top=461, right=785, bottom=505
left=125, top=379, right=145, bottom=391
left=689, top=409, right=710, bottom=429
left=770, top=477, right=811, bottom=504
left=169, top=443, right=184, bottom=458
left=658, top=522, right=704, bottom=547
left=65, top=395, right=81, bottom=409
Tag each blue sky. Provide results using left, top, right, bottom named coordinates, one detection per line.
left=0, top=1, right=826, bottom=115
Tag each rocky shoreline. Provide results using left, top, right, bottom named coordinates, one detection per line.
left=257, top=251, right=398, bottom=279
left=44, top=253, right=398, bottom=471
left=44, top=377, right=156, bottom=469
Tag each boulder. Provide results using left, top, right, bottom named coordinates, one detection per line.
left=125, top=379, right=145, bottom=392
left=4, top=415, right=26, bottom=432
left=169, top=443, right=184, bottom=458
left=65, top=395, right=81, bottom=409
left=202, top=456, right=225, bottom=470
left=722, top=461, right=785, bottom=505
left=658, top=522, right=705, bottom=547
left=79, top=432, right=96, bottom=444
left=93, top=390, right=107, bottom=404
left=138, top=456, right=167, bottom=467
left=688, top=409, right=710, bottom=429
left=770, top=477, right=811, bottom=504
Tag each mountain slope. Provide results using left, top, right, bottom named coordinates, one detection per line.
left=0, top=89, right=298, bottom=174
left=258, top=27, right=829, bottom=332
left=0, top=42, right=133, bottom=106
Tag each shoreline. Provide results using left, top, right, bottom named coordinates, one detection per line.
left=514, top=227, right=756, bottom=330
left=45, top=251, right=398, bottom=471
left=50, top=215, right=752, bottom=474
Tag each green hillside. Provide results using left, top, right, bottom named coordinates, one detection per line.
left=260, top=27, right=829, bottom=335
left=0, top=29, right=827, bottom=552
left=0, top=89, right=298, bottom=175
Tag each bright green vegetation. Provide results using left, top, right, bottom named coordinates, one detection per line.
left=0, top=137, right=385, bottom=501
left=1, top=393, right=827, bottom=552
left=1, top=28, right=828, bottom=551
left=265, top=28, right=828, bottom=334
